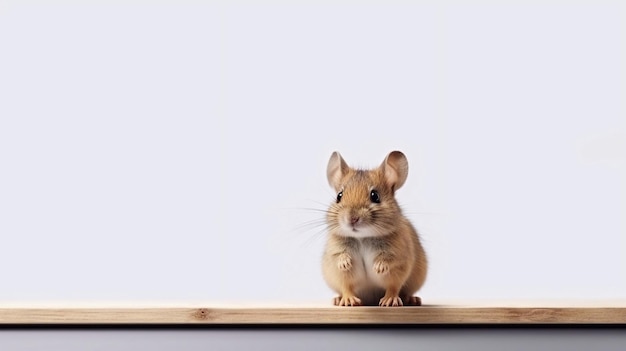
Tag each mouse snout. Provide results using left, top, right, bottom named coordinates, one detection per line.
left=345, top=207, right=368, bottom=226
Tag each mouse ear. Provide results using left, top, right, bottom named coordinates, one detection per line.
left=327, top=151, right=349, bottom=191
left=381, top=151, right=408, bottom=191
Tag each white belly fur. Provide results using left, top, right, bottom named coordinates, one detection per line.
left=350, top=240, right=387, bottom=296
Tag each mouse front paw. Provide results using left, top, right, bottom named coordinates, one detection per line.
left=373, top=259, right=390, bottom=275
left=337, top=253, right=352, bottom=271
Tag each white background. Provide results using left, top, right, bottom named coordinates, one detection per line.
left=0, top=0, right=624, bottom=304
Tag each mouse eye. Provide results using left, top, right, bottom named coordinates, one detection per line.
left=370, top=190, right=380, bottom=203
left=336, top=191, right=343, bottom=203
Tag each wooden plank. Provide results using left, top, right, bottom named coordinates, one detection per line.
left=1, top=302, right=626, bottom=324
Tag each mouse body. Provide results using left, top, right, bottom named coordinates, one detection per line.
left=322, top=151, right=427, bottom=306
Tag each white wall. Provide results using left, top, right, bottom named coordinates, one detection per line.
left=0, top=0, right=624, bottom=304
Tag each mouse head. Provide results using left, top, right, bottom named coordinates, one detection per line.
left=326, top=151, right=409, bottom=238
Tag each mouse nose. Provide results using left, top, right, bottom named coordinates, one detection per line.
left=350, top=216, right=360, bottom=225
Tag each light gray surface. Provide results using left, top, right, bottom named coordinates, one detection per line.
left=1, top=329, right=625, bottom=351
left=0, top=0, right=625, bottom=304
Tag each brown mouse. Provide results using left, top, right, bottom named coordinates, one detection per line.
left=322, top=151, right=427, bottom=306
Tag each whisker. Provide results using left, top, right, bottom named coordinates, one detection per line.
left=397, top=203, right=444, bottom=217
left=304, top=199, right=333, bottom=208
left=301, top=227, right=328, bottom=246
left=291, top=221, right=328, bottom=232
left=404, top=211, right=445, bottom=216
left=276, top=206, right=327, bottom=213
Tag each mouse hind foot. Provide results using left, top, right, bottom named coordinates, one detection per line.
left=333, top=295, right=362, bottom=306
left=403, top=295, right=422, bottom=306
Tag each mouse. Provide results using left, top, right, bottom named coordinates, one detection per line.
left=322, top=151, right=427, bottom=307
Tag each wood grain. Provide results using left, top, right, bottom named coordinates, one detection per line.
left=1, top=302, right=626, bottom=324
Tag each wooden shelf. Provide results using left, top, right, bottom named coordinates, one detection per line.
left=1, top=301, right=626, bottom=324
